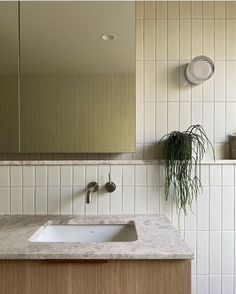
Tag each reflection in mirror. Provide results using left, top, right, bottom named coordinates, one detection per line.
left=20, top=1, right=135, bottom=153
left=0, top=2, right=19, bottom=152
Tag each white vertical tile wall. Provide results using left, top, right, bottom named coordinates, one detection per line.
left=1, top=162, right=235, bottom=293
left=134, top=0, right=236, bottom=161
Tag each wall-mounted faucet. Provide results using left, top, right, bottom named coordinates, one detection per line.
left=86, top=182, right=99, bottom=204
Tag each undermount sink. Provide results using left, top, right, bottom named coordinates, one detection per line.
left=29, top=223, right=138, bottom=243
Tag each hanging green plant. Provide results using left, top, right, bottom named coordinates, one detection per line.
left=160, top=124, right=215, bottom=215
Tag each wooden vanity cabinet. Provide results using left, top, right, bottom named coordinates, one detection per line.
left=0, top=259, right=191, bottom=294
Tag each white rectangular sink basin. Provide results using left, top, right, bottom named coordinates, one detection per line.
left=29, top=224, right=138, bottom=243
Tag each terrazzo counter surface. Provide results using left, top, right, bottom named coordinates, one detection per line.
left=0, top=214, right=193, bottom=260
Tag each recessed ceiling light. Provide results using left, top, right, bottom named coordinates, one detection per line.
left=101, top=34, right=116, bottom=41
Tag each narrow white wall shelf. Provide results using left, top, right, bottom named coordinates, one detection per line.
left=0, top=159, right=235, bottom=166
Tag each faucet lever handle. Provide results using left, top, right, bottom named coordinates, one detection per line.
left=105, top=173, right=116, bottom=193
left=109, top=172, right=111, bottom=183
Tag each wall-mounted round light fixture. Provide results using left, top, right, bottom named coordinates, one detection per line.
left=186, top=56, right=215, bottom=85
left=101, top=34, right=116, bottom=41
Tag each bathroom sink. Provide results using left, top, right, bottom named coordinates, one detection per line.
left=29, top=224, right=138, bottom=243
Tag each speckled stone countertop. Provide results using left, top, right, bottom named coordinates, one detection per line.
left=0, top=214, right=193, bottom=260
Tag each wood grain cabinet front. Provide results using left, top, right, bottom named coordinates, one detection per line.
left=0, top=260, right=191, bottom=294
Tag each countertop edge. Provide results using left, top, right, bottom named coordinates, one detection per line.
left=0, top=159, right=234, bottom=165
left=0, top=254, right=194, bottom=260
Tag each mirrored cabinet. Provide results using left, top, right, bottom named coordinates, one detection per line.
left=0, top=1, right=135, bottom=153
left=0, top=2, right=19, bottom=152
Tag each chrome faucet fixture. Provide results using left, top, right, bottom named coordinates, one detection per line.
left=105, top=173, right=116, bottom=193
left=86, top=182, right=99, bottom=204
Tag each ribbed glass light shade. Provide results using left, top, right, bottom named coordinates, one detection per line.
left=186, top=56, right=215, bottom=85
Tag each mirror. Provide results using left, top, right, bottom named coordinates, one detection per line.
left=20, top=1, right=135, bottom=153
left=0, top=2, right=19, bottom=152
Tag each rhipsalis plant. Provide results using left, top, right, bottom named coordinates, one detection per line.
left=160, top=124, right=215, bottom=216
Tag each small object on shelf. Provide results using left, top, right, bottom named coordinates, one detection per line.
left=229, top=133, right=236, bottom=159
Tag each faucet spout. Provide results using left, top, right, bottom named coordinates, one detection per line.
left=86, top=182, right=99, bottom=204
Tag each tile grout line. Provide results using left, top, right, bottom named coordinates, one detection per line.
left=167, top=1, right=169, bottom=133
left=187, top=0, right=193, bottom=242
left=213, top=1, right=216, bottom=160
left=158, top=164, right=161, bottom=214
left=178, top=1, right=181, bottom=133
left=34, top=166, right=36, bottom=214
left=96, top=166, right=98, bottom=215
left=224, top=3, right=228, bottom=160
left=59, top=166, right=61, bottom=214
left=120, top=165, right=124, bottom=215
left=85, top=166, right=88, bottom=215
left=154, top=1, right=156, bottom=157
left=9, top=167, right=11, bottom=214
left=221, top=165, right=223, bottom=294
left=72, top=165, right=74, bottom=214
left=143, top=3, right=146, bottom=159
left=146, top=165, right=148, bottom=214
left=96, top=165, right=99, bottom=215
left=196, top=1, right=204, bottom=291
left=177, top=0, right=180, bottom=230
left=208, top=165, right=211, bottom=292
left=122, top=166, right=124, bottom=214
left=108, top=166, right=111, bottom=215
left=210, top=4, right=216, bottom=290
left=46, top=166, right=49, bottom=214
left=134, top=165, right=136, bottom=214
left=83, top=166, right=86, bottom=214
left=45, top=166, right=48, bottom=214
left=21, top=166, right=23, bottom=214
left=233, top=164, right=235, bottom=294
left=201, top=1, right=204, bottom=161
left=141, top=58, right=236, bottom=62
